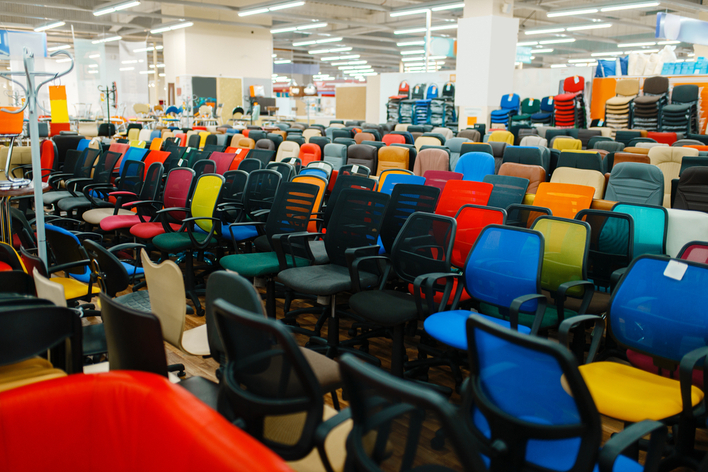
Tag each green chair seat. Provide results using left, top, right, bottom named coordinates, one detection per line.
left=152, top=232, right=217, bottom=252
left=511, top=113, right=532, bottom=122
left=479, top=302, right=578, bottom=330
left=220, top=252, right=310, bottom=277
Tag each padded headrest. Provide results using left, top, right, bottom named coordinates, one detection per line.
left=347, top=144, right=377, bottom=161
left=445, top=138, right=467, bottom=152
left=643, top=76, right=669, bottom=95
left=460, top=142, right=493, bottom=156
left=356, top=132, right=375, bottom=141
left=457, top=129, right=481, bottom=141
left=613, top=152, right=650, bottom=166
left=279, top=141, right=299, bottom=151
left=550, top=167, right=606, bottom=198
left=498, top=162, right=546, bottom=194
left=378, top=146, right=408, bottom=162
left=672, top=84, right=699, bottom=103
left=502, top=146, right=544, bottom=166
left=417, top=148, right=449, bottom=162
left=605, top=162, right=664, bottom=205
left=324, top=143, right=347, bottom=158
left=255, top=139, right=275, bottom=151
left=649, top=146, right=698, bottom=165
left=488, top=131, right=513, bottom=143
left=557, top=150, right=603, bottom=172
left=519, top=136, right=548, bottom=147
left=615, top=79, right=640, bottom=96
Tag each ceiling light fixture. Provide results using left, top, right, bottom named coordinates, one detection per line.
left=624, top=48, right=659, bottom=54
left=150, top=21, right=193, bottom=34
left=88, top=64, right=98, bottom=68
left=133, top=45, right=163, bottom=52
left=274, top=59, right=292, bottom=64
left=390, top=8, right=430, bottom=17
left=397, top=40, right=425, bottom=47
left=34, top=21, right=65, bottom=32
left=568, top=58, right=596, bottom=63
left=239, top=1, right=305, bottom=17
left=532, top=48, right=554, bottom=53
left=617, top=41, right=655, bottom=47
left=271, top=22, right=327, bottom=34
left=525, top=27, right=565, bottom=35
left=320, top=54, right=359, bottom=61
left=92, top=36, right=122, bottom=44
left=566, top=23, right=613, bottom=31
left=401, top=49, right=425, bottom=55
left=309, top=47, right=351, bottom=54
left=88, top=70, right=99, bottom=74
left=93, top=0, right=140, bottom=16
left=517, top=41, right=538, bottom=46
left=550, top=64, right=568, bottom=68
left=401, top=56, right=425, bottom=62
left=394, top=24, right=458, bottom=35
left=539, top=38, right=576, bottom=44
left=47, top=44, right=72, bottom=52
left=547, top=7, right=598, bottom=17
left=591, top=51, right=624, bottom=56
left=431, top=2, right=465, bottom=11
left=89, top=54, right=101, bottom=59
left=293, top=37, right=342, bottom=47
left=657, top=40, right=680, bottom=45
left=119, top=66, right=135, bottom=71
left=600, top=1, right=660, bottom=12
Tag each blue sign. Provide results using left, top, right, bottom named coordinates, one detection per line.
left=516, top=46, right=532, bottom=64
left=0, top=31, right=9, bottom=56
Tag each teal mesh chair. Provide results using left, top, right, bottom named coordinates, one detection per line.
left=612, top=203, right=667, bottom=256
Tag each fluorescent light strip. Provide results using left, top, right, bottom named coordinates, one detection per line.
left=550, top=64, right=567, bottom=68
left=401, top=56, right=425, bottom=62
left=566, top=23, right=612, bottom=31
left=625, top=48, right=659, bottom=54
left=390, top=8, right=430, bottom=17
left=600, top=1, right=660, bottom=12
left=591, top=51, right=624, bottom=56
left=34, top=21, right=65, bottom=32
left=394, top=24, right=458, bottom=35
left=150, top=21, right=193, bottom=34
left=92, top=36, right=122, bottom=44
left=159, top=73, right=165, bottom=77
left=547, top=8, right=598, bottom=18
left=122, top=59, right=138, bottom=64
left=88, top=70, right=99, bottom=74
left=309, top=47, right=351, bottom=54
left=133, top=45, right=163, bottom=52
left=274, top=59, right=292, bottom=64
left=397, top=40, right=425, bottom=47
left=401, top=49, right=425, bottom=55
left=293, top=37, right=341, bottom=47
left=525, top=27, right=565, bottom=35
left=272, top=22, right=327, bottom=33
left=119, top=67, right=134, bottom=71
left=568, top=58, right=595, bottom=63
left=320, top=54, right=359, bottom=61
left=432, top=2, right=464, bottom=11
left=139, top=70, right=152, bottom=74
left=539, top=38, right=576, bottom=45
left=618, top=41, right=655, bottom=47
left=517, top=41, right=538, bottom=46
left=94, top=0, right=140, bottom=16
left=239, top=1, right=305, bottom=16
left=88, top=64, right=98, bottom=68
left=47, top=44, right=72, bottom=52
left=532, top=48, right=554, bottom=53
left=56, top=58, right=72, bottom=63
left=657, top=40, right=680, bottom=45
left=89, top=54, right=101, bottom=59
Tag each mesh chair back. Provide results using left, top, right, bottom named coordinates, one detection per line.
left=237, top=158, right=263, bottom=174
left=74, top=147, right=101, bottom=178
left=242, top=170, right=282, bottom=220
left=325, top=189, right=389, bottom=267
left=465, top=315, right=600, bottom=472
left=265, top=181, right=320, bottom=247
left=575, top=209, right=633, bottom=288
left=193, top=159, right=217, bottom=177
left=613, top=203, right=667, bottom=256
left=190, top=174, right=224, bottom=233
left=435, top=180, right=493, bottom=218
left=483, top=174, right=529, bottom=209
left=208, top=152, right=236, bottom=174
left=266, top=162, right=295, bottom=181
left=452, top=204, right=506, bottom=268
left=378, top=174, right=425, bottom=195
left=380, top=184, right=440, bottom=254
left=678, top=242, right=708, bottom=263
left=117, top=159, right=145, bottom=196
left=323, top=175, right=375, bottom=228
left=464, top=225, right=543, bottom=313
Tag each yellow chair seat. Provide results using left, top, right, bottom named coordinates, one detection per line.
left=579, top=361, right=704, bottom=423
left=52, top=277, right=100, bottom=300
left=0, top=357, right=66, bottom=392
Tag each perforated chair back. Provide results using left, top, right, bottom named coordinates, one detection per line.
left=323, top=175, right=375, bottom=228
left=435, top=180, right=493, bottom=218
left=380, top=184, right=440, bottom=254
left=237, top=158, right=263, bottom=174
left=189, top=174, right=225, bottom=233
left=452, top=204, right=506, bottom=268
left=678, top=241, right=708, bottom=263
left=575, top=209, right=633, bottom=288
left=613, top=203, right=667, bottom=256
left=483, top=174, right=529, bottom=209
left=266, top=162, right=295, bottom=181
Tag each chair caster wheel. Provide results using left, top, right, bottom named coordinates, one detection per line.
left=178, top=371, right=187, bottom=378
left=431, top=431, right=446, bottom=451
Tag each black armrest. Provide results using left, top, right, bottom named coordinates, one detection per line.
left=313, top=409, right=353, bottom=472
left=598, top=420, right=667, bottom=472
left=554, top=280, right=595, bottom=322
left=272, top=231, right=323, bottom=271
left=558, top=315, right=604, bottom=363
left=413, top=272, right=462, bottom=317
left=346, top=249, right=387, bottom=293
left=510, top=293, right=547, bottom=334
left=679, top=346, right=708, bottom=417
left=227, top=221, right=266, bottom=252
left=48, top=259, right=90, bottom=275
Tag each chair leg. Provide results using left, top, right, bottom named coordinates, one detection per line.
left=184, top=251, right=203, bottom=316
left=391, top=324, right=405, bottom=378
left=265, top=277, right=276, bottom=319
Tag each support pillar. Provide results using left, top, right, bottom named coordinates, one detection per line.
left=455, top=0, right=518, bottom=129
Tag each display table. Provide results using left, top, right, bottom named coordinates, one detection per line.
left=0, top=182, right=48, bottom=244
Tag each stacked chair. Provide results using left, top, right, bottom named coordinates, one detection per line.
left=414, top=99, right=431, bottom=125
left=554, top=76, right=587, bottom=128
left=661, top=84, right=700, bottom=134
left=510, top=97, right=541, bottom=125
left=530, top=96, right=555, bottom=125
left=631, top=76, right=669, bottom=131
left=490, top=93, right=519, bottom=128
left=604, top=78, right=639, bottom=133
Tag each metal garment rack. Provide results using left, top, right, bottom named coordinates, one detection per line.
left=0, top=47, right=74, bottom=264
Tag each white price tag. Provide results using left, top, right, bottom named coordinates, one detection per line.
left=664, top=260, right=688, bottom=281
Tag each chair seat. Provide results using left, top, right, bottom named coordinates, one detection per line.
left=153, top=231, right=217, bottom=252
left=634, top=95, right=662, bottom=105
left=181, top=323, right=210, bottom=356
left=43, top=191, right=73, bottom=206
left=555, top=93, right=580, bottom=101
left=425, top=310, right=531, bottom=350
left=278, top=264, right=378, bottom=296
left=58, top=196, right=111, bottom=212
left=578, top=361, right=704, bottom=422
left=114, top=289, right=151, bottom=312
left=220, top=251, right=310, bottom=277
left=223, top=223, right=259, bottom=242
left=299, top=347, right=342, bottom=393
left=606, top=96, right=635, bottom=106
left=52, top=276, right=100, bottom=299
left=348, top=290, right=419, bottom=327
left=91, top=209, right=138, bottom=228
left=479, top=302, right=577, bottom=330
left=130, top=222, right=182, bottom=240
left=511, top=114, right=531, bottom=122
left=0, top=357, right=66, bottom=393
left=626, top=349, right=702, bottom=387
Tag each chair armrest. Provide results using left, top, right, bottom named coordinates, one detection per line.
left=227, top=221, right=266, bottom=252
left=510, top=293, right=547, bottom=334
left=598, top=420, right=667, bottom=472
left=156, top=207, right=191, bottom=233
left=108, top=242, right=146, bottom=254
left=313, top=409, right=353, bottom=472
left=558, top=315, right=605, bottom=363
left=109, top=191, right=138, bottom=198
left=74, top=231, right=103, bottom=243
left=345, top=246, right=383, bottom=291
left=610, top=268, right=627, bottom=291
left=413, top=272, right=462, bottom=317
left=272, top=231, right=323, bottom=271
left=183, top=216, right=221, bottom=250
left=555, top=280, right=595, bottom=321
left=251, top=208, right=271, bottom=220
left=155, top=206, right=190, bottom=215
left=680, top=346, right=708, bottom=417
left=122, top=199, right=162, bottom=209
left=349, top=254, right=391, bottom=293
left=48, top=259, right=90, bottom=275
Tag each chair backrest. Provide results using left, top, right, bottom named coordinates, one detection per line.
left=298, top=143, right=322, bottom=166
left=140, top=250, right=186, bottom=350
left=435, top=180, right=493, bottom=218
left=552, top=137, right=582, bottom=151
left=612, top=152, right=650, bottom=168
left=347, top=144, right=378, bottom=174
left=83, top=239, right=131, bottom=298
left=324, top=189, right=389, bottom=267
left=265, top=161, right=295, bottom=181
left=32, top=268, right=67, bottom=307
left=275, top=141, right=300, bottom=162
left=675, top=166, right=708, bottom=212
left=671, top=84, right=699, bottom=104
left=100, top=293, right=168, bottom=377
left=45, top=224, right=90, bottom=279
left=452, top=204, right=506, bottom=268
left=557, top=150, right=603, bottom=173
left=502, top=145, right=544, bottom=168
left=377, top=173, right=425, bottom=195
left=264, top=181, right=321, bottom=246
left=207, top=151, right=236, bottom=174
left=240, top=169, right=282, bottom=219
left=519, top=135, right=548, bottom=148
left=550, top=167, right=606, bottom=199
left=464, top=315, right=601, bottom=472
left=610, top=255, right=708, bottom=365
left=488, top=131, right=514, bottom=145
left=678, top=241, right=708, bottom=263
left=377, top=146, right=409, bottom=175
left=483, top=174, right=529, bottom=209
left=649, top=146, right=699, bottom=206
left=380, top=184, right=440, bottom=254
left=354, top=132, right=375, bottom=145
left=457, top=129, right=481, bottom=142
left=322, top=143, right=347, bottom=171
left=463, top=225, right=543, bottom=313
left=498, top=162, right=546, bottom=194
left=190, top=174, right=225, bottom=233
left=666, top=208, right=708, bottom=257
left=533, top=182, right=595, bottom=220
left=454, top=152, right=495, bottom=182
left=613, top=202, right=667, bottom=256
left=604, top=162, right=664, bottom=205
left=499, top=93, right=520, bottom=110
left=255, top=139, right=275, bottom=151
left=594, top=141, right=624, bottom=153
left=423, top=170, right=462, bottom=192
left=382, top=133, right=406, bottom=146
left=237, top=158, right=263, bottom=174
left=574, top=209, right=634, bottom=288
left=413, top=148, right=449, bottom=176
left=643, top=76, right=669, bottom=95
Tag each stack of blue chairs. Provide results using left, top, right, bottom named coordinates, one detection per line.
left=490, top=93, right=520, bottom=128
left=414, top=99, right=431, bottom=125
left=530, top=96, right=555, bottom=125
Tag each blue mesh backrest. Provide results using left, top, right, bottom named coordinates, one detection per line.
left=613, top=203, right=667, bottom=256
left=298, top=168, right=328, bottom=180
left=500, top=93, right=520, bottom=110
left=119, top=147, right=148, bottom=175
left=611, top=256, right=708, bottom=362
left=379, top=174, right=425, bottom=195
left=454, top=153, right=495, bottom=182
left=76, top=139, right=89, bottom=152
left=464, top=225, right=543, bottom=311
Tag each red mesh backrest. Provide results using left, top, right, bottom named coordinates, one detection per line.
left=451, top=205, right=505, bottom=268
left=174, top=133, right=186, bottom=146
left=383, top=134, right=405, bottom=145
left=143, top=150, right=170, bottom=168
left=435, top=180, right=493, bottom=218
left=228, top=148, right=249, bottom=170
left=680, top=243, right=708, bottom=264
left=163, top=168, right=194, bottom=220
left=423, top=170, right=463, bottom=192
left=108, top=143, right=130, bottom=169
left=299, top=143, right=322, bottom=166
left=40, top=140, right=55, bottom=181
left=209, top=152, right=236, bottom=174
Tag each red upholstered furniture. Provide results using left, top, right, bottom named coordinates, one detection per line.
left=0, top=371, right=292, bottom=472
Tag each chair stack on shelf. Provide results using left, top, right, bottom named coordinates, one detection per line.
left=399, top=100, right=415, bottom=123
left=490, top=93, right=520, bottom=128
left=530, top=96, right=555, bottom=125
left=631, top=76, right=669, bottom=131
left=554, top=76, right=587, bottom=128
left=430, top=99, right=447, bottom=126
left=605, top=78, right=640, bottom=133
left=660, top=84, right=700, bottom=134
left=387, top=95, right=406, bottom=122
left=414, top=99, right=431, bottom=125
left=511, top=98, right=541, bottom=125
